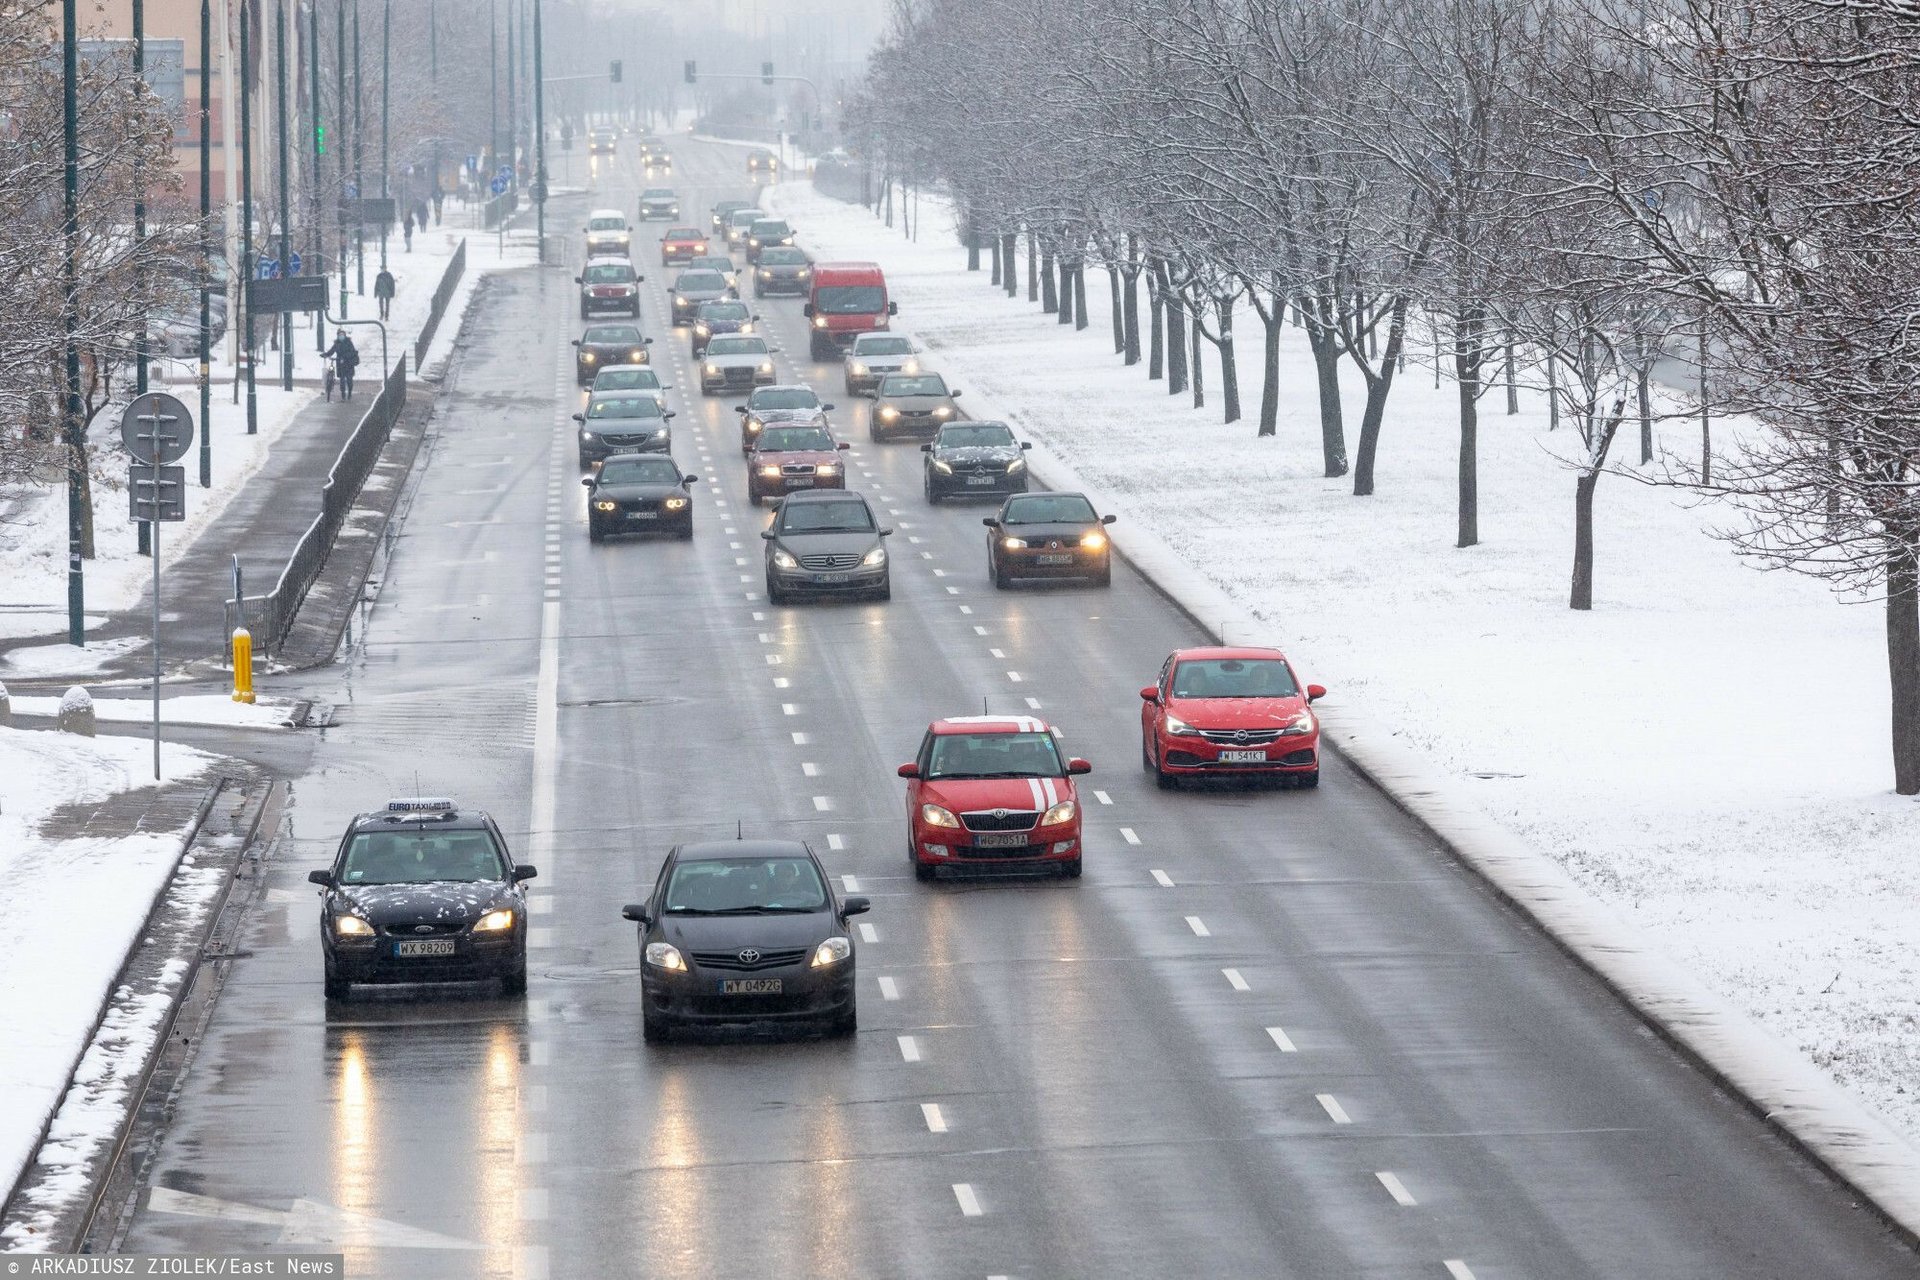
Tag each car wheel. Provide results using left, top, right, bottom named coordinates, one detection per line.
left=913, top=860, right=934, bottom=883
left=872, top=578, right=891, bottom=603
left=1153, top=745, right=1176, bottom=791
left=579, top=305, right=588, bottom=320
left=588, top=520, right=605, bottom=543
left=642, top=1005, right=673, bottom=1045
left=1141, top=737, right=1154, bottom=773
left=1096, top=557, right=1113, bottom=588
left=323, top=973, right=349, bottom=1001
left=1295, top=770, right=1321, bottom=790
left=830, top=1005, right=858, bottom=1037
left=1061, top=857, right=1083, bottom=879
left=924, top=474, right=941, bottom=505
left=500, top=963, right=528, bottom=997
left=748, top=487, right=762, bottom=508
left=869, top=421, right=884, bottom=443
left=993, top=557, right=1012, bottom=590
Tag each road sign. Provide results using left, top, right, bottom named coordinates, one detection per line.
left=465, top=153, right=479, bottom=172
left=256, top=256, right=280, bottom=280
left=248, top=276, right=329, bottom=314
left=129, top=463, right=187, bottom=522
left=289, top=250, right=303, bottom=275
left=344, top=180, right=358, bottom=199
left=119, top=392, right=195, bottom=465
left=489, top=174, right=509, bottom=196
left=496, top=165, right=513, bottom=181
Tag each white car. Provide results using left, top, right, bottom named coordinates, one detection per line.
left=843, top=333, right=920, bottom=395
left=589, top=364, right=671, bottom=409
left=699, top=335, right=778, bottom=396
left=584, top=209, right=631, bottom=258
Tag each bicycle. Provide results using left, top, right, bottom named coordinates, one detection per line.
left=323, top=358, right=337, bottom=402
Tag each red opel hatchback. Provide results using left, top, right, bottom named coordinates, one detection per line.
left=899, top=716, right=1090, bottom=880
left=1140, top=647, right=1326, bottom=788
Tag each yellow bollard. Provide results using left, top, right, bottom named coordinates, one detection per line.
left=231, top=627, right=256, bottom=704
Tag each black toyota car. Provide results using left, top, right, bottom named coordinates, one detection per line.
left=983, top=490, right=1116, bottom=588
left=584, top=454, right=698, bottom=541
left=922, top=420, right=1032, bottom=502
left=622, top=839, right=869, bottom=1041
left=309, top=798, right=536, bottom=1000
left=573, top=324, right=652, bottom=384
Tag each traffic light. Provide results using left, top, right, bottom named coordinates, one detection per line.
left=761, top=61, right=774, bottom=85
left=315, top=123, right=326, bottom=155
left=684, top=60, right=696, bottom=84
left=609, top=59, right=622, bottom=84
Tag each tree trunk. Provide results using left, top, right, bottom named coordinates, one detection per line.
left=1455, top=306, right=1484, bottom=548
left=1637, top=363, right=1653, bottom=464
left=1504, top=337, right=1518, bottom=415
left=1216, top=295, right=1240, bottom=424
left=1351, top=297, right=1411, bottom=497
left=1108, top=265, right=1123, bottom=353
left=1073, top=263, right=1088, bottom=332
left=1189, top=298, right=1204, bottom=410
left=1886, top=545, right=1920, bottom=794
left=1164, top=274, right=1188, bottom=396
left=1027, top=232, right=1038, bottom=303
left=1306, top=314, right=1347, bottom=476
left=967, top=233, right=980, bottom=272
left=989, top=236, right=1000, bottom=286
left=1003, top=234, right=1018, bottom=298
left=1056, top=254, right=1072, bottom=324
left=1123, top=265, right=1141, bottom=366
left=1258, top=300, right=1280, bottom=437
left=1546, top=355, right=1560, bottom=431
left=1147, top=268, right=1164, bottom=381
left=1570, top=469, right=1599, bottom=611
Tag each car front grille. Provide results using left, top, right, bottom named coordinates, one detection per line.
left=598, top=432, right=654, bottom=447
left=961, top=810, right=1038, bottom=832
left=691, top=947, right=808, bottom=972
left=382, top=920, right=463, bottom=936
left=957, top=843, right=1044, bottom=859
left=1197, top=728, right=1283, bottom=746
left=799, top=552, right=862, bottom=570
left=780, top=462, right=818, bottom=476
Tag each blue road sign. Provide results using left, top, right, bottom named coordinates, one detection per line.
left=289, top=251, right=303, bottom=275
left=489, top=175, right=509, bottom=196
left=496, top=165, right=513, bottom=181
left=256, top=257, right=280, bottom=280
left=344, top=180, right=359, bottom=199
left=465, top=154, right=479, bottom=172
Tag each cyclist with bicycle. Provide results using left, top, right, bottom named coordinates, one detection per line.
left=323, top=332, right=360, bottom=401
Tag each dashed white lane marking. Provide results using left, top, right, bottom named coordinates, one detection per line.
left=1120, top=827, right=1141, bottom=845
left=1376, top=1172, right=1417, bottom=1206
left=946, top=586, right=961, bottom=595
left=518, top=1133, right=549, bottom=1165
left=802, top=762, right=821, bottom=777
left=517, top=1188, right=549, bottom=1221
left=528, top=927, right=553, bottom=949
left=765, top=653, right=782, bottom=665
left=1186, top=916, right=1211, bottom=937
left=1223, top=968, right=1250, bottom=991
left=1266, top=1025, right=1298, bottom=1053
left=842, top=874, right=861, bottom=892
left=782, top=702, right=799, bottom=715
left=735, top=557, right=750, bottom=567
left=989, top=648, right=1006, bottom=659
left=921, top=1103, right=948, bottom=1133
left=972, top=625, right=988, bottom=636
left=528, top=1041, right=551, bottom=1066
left=731, top=542, right=742, bottom=550
left=1093, top=790, right=1112, bottom=805
left=829, top=835, right=847, bottom=851
left=758, top=632, right=774, bottom=643
left=1024, top=697, right=1041, bottom=709
left=878, top=976, right=901, bottom=1000
left=1151, top=869, right=1175, bottom=887
left=739, top=574, right=754, bottom=583
left=909, top=535, right=924, bottom=544
left=1006, top=671, right=1023, bottom=683
left=514, top=1247, right=549, bottom=1280
left=525, top=1084, right=547, bottom=1113
left=932, top=567, right=947, bottom=577
left=813, top=796, right=834, bottom=811
left=791, top=732, right=810, bottom=745
left=857, top=922, right=879, bottom=944
left=952, top=1184, right=983, bottom=1217
left=919, top=551, right=934, bottom=560
left=529, top=895, right=554, bottom=914
left=898, top=1035, right=922, bottom=1062
left=958, top=604, right=972, bottom=614
left=1444, top=1264, right=1476, bottom=1280
left=773, top=677, right=791, bottom=689
left=1318, top=1094, right=1353, bottom=1125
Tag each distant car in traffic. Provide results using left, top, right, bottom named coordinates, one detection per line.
left=669, top=268, right=735, bottom=325
left=647, top=148, right=673, bottom=170
left=584, top=209, right=631, bottom=257
left=1140, top=647, right=1326, bottom=789
left=747, top=150, right=778, bottom=175
left=982, top=491, right=1115, bottom=588
left=922, top=420, right=1031, bottom=503
left=572, top=324, right=651, bottom=384
left=689, top=300, right=758, bottom=358
left=723, top=207, right=764, bottom=248
left=898, top=717, right=1089, bottom=880
left=711, top=198, right=753, bottom=232
left=590, top=364, right=669, bottom=403
left=841, top=333, right=919, bottom=394
left=762, top=490, right=891, bottom=603
left=660, top=226, right=707, bottom=265
left=738, top=384, right=832, bottom=454
left=699, top=333, right=777, bottom=396
left=576, top=260, right=642, bottom=319
left=744, top=218, right=795, bottom=263
left=589, top=127, right=617, bottom=155
left=752, top=246, right=812, bottom=297
left=621, top=839, right=867, bottom=1041
left=685, top=253, right=739, bottom=291
left=869, top=372, right=962, bottom=441
left=638, top=187, right=679, bottom=221
left=584, top=454, right=698, bottom=542
left=745, top=420, right=847, bottom=504
left=574, top=392, right=674, bottom=466
left=310, top=797, right=536, bottom=1000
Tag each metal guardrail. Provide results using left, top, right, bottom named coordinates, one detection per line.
left=414, top=238, right=467, bottom=370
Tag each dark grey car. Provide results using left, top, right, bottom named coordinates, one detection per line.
left=762, top=491, right=893, bottom=604
left=752, top=246, right=813, bottom=297
left=922, top=420, right=1032, bottom=503
left=670, top=268, right=735, bottom=325
left=870, top=371, right=963, bottom=441
left=574, top=393, right=674, bottom=466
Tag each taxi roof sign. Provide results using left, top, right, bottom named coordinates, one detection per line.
left=386, top=797, right=457, bottom=813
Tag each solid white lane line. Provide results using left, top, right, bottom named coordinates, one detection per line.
left=878, top=976, right=900, bottom=1000
left=921, top=1103, right=948, bottom=1133
left=1093, top=790, right=1112, bottom=805
left=1151, top=869, right=1175, bottom=887
left=829, top=835, right=847, bottom=851
left=857, top=921, right=879, bottom=943
left=1120, top=827, right=1141, bottom=845
left=1223, top=968, right=1250, bottom=991
left=1375, top=1172, right=1417, bottom=1206
left=802, top=762, right=821, bottom=777
left=1318, top=1094, right=1353, bottom=1125
left=842, top=874, right=861, bottom=891
left=952, top=1184, right=983, bottom=1217
left=1266, top=1026, right=1298, bottom=1053
left=1444, top=1265, right=1476, bottom=1280
left=813, top=796, right=833, bottom=811
left=898, top=1035, right=922, bottom=1062
left=1186, top=916, right=1210, bottom=937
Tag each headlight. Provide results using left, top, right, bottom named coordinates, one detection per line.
left=920, top=803, right=961, bottom=828
left=663, top=496, right=689, bottom=511
left=759, top=362, right=774, bottom=373
left=1007, top=457, right=1026, bottom=473
left=861, top=546, right=887, bottom=566
left=760, top=464, right=783, bottom=478
left=771, top=547, right=799, bottom=568
left=1041, top=800, right=1077, bottom=826
left=706, top=363, right=720, bottom=374
left=1279, top=710, right=1316, bottom=736
left=933, top=406, right=953, bottom=418
left=852, top=362, right=868, bottom=375
left=878, top=406, right=899, bottom=420
left=1080, top=531, right=1108, bottom=551
left=760, top=269, right=772, bottom=279
left=796, top=269, right=810, bottom=278
left=331, top=914, right=374, bottom=938
left=645, top=942, right=687, bottom=971
left=694, top=324, right=709, bottom=336
left=629, top=350, right=644, bottom=361
left=931, top=458, right=953, bottom=474
left=902, top=359, right=921, bottom=375
left=1002, top=536, right=1027, bottom=550
left=816, top=463, right=842, bottom=476
left=749, top=238, right=761, bottom=247
left=474, top=908, right=516, bottom=933
left=580, top=429, right=598, bottom=440
left=655, top=428, right=670, bottom=444
left=593, top=499, right=617, bottom=512
left=746, top=420, right=763, bottom=433
left=581, top=352, right=596, bottom=363
left=1165, top=715, right=1202, bottom=736
left=810, top=936, right=852, bottom=968
left=812, top=316, right=828, bottom=328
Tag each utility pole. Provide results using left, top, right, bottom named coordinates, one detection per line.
left=352, top=0, right=363, bottom=297
left=378, top=0, right=387, bottom=269
left=333, top=0, right=346, bottom=316
left=218, top=0, right=239, bottom=380
left=276, top=0, right=292, bottom=388
left=488, top=0, right=497, bottom=176
left=533, top=0, right=545, bottom=260
left=306, top=0, right=326, bottom=349
left=199, top=0, right=213, bottom=488
left=62, top=0, right=86, bottom=645
left=428, top=0, right=437, bottom=216
left=241, top=0, right=259, bottom=433
left=135, top=0, right=151, bottom=557
left=505, top=0, right=515, bottom=178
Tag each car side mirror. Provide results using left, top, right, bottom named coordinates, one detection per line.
left=512, top=865, right=538, bottom=882
left=573, top=276, right=583, bottom=284
left=581, top=476, right=594, bottom=487
left=1139, top=687, right=1159, bottom=703
left=643, top=337, right=654, bottom=344
left=735, top=406, right=748, bottom=414
left=760, top=530, right=777, bottom=540
left=569, top=339, right=580, bottom=346
left=1307, top=684, right=1327, bottom=702
left=621, top=903, right=650, bottom=924
left=879, top=528, right=894, bottom=537
left=841, top=896, right=872, bottom=919
left=822, top=403, right=836, bottom=412
left=1102, top=514, right=1117, bottom=525
left=1067, top=758, right=1092, bottom=776
left=572, top=413, right=585, bottom=422
left=1021, top=441, right=1033, bottom=450
left=683, top=474, right=700, bottom=484
left=802, top=304, right=814, bottom=317
left=663, top=411, right=676, bottom=419
left=950, top=389, right=963, bottom=397
left=896, top=763, right=921, bottom=779
left=887, top=301, right=900, bottom=315
left=920, top=443, right=933, bottom=453
left=981, top=517, right=997, bottom=528
left=751, top=314, right=761, bottom=322
left=307, top=869, right=332, bottom=886
left=837, top=441, right=851, bottom=450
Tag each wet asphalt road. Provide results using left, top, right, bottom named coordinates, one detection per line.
left=111, top=138, right=1918, bottom=1278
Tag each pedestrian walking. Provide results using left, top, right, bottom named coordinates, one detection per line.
left=374, top=267, right=395, bottom=321
left=415, top=198, right=430, bottom=231
left=322, top=332, right=360, bottom=400
left=432, top=190, right=444, bottom=224
left=402, top=210, right=414, bottom=252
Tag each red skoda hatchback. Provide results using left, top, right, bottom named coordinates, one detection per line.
left=899, top=716, right=1090, bottom=880
left=1140, top=647, right=1326, bottom=788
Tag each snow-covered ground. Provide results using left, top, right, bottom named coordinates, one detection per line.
left=0, top=726, right=218, bottom=1200
left=762, top=181, right=1920, bottom=1141
left=8, top=693, right=297, bottom=729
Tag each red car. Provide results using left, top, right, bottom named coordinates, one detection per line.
left=746, top=420, right=849, bottom=506
left=660, top=226, right=708, bottom=266
left=1140, top=647, right=1325, bottom=788
left=898, top=716, right=1090, bottom=881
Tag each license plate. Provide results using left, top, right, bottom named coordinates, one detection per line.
left=627, top=510, right=658, bottom=521
left=607, top=445, right=641, bottom=455
left=813, top=572, right=850, bottom=584
left=1037, top=554, right=1074, bottom=566
left=966, top=476, right=996, bottom=486
left=785, top=478, right=815, bottom=488
left=394, top=938, right=456, bottom=958
left=976, top=832, right=1028, bottom=848
left=720, top=978, right=782, bottom=995
left=1219, top=749, right=1267, bottom=763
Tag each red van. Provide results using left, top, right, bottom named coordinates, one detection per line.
left=803, top=262, right=899, bottom=360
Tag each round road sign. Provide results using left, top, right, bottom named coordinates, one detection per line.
left=119, top=392, right=196, bottom=466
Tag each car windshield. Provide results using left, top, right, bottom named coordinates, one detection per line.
left=715, top=201, right=748, bottom=216
left=881, top=374, right=946, bottom=396
left=662, top=856, right=828, bottom=913
left=759, top=248, right=807, bottom=265
left=814, top=285, right=885, bottom=315
left=339, top=829, right=506, bottom=885
left=665, top=227, right=703, bottom=240
left=940, top=424, right=1016, bottom=448
left=781, top=499, right=873, bottom=533
left=584, top=264, right=633, bottom=283
left=926, top=731, right=1065, bottom=780
left=750, top=221, right=790, bottom=237
left=758, top=426, right=834, bottom=451
left=676, top=272, right=725, bottom=293
left=700, top=302, right=749, bottom=322
left=583, top=326, right=640, bottom=344
left=1003, top=494, right=1097, bottom=525
left=589, top=217, right=626, bottom=231
left=598, top=457, right=681, bottom=485
left=642, top=188, right=674, bottom=199
left=751, top=389, right=820, bottom=411
left=587, top=397, right=663, bottom=419
left=729, top=210, right=765, bottom=227
left=706, top=336, right=766, bottom=356
left=855, top=336, right=912, bottom=355
left=594, top=369, right=660, bottom=390
left=1170, top=659, right=1300, bottom=699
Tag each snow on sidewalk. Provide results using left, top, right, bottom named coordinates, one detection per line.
left=762, top=181, right=1920, bottom=1141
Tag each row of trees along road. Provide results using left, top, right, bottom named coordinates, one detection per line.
left=847, top=0, right=1920, bottom=794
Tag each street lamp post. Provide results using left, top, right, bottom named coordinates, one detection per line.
left=379, top=0, right=387, bottom=270
left=199, top=0, right=213, bottom=488
left=62, top=0, right=85, bottom=644
left=333, top=0, right=346, bottom=315
left=306, top=0, right=326, bottom=349
left=240, top=0, right=258, bottom=433
left=488, top=0, right=497, bottom=176
left=135, top=0, right=151, bottom=557
left=505, top=0, right=515, bottom=178
left=533, top=0, right=544, bottom=259
left=352, top=0, right=363, bottom=296
left=428, top=0, right=437, bottom=217
left=275, top=0, right=292, bottom=389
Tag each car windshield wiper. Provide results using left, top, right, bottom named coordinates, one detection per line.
left=932, top=770, right=1055, bottom=780
left=694, top=905, right=816, bottom=915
